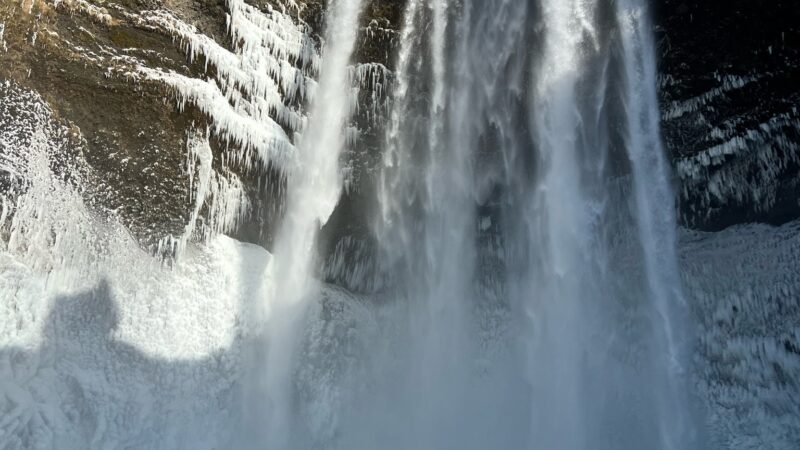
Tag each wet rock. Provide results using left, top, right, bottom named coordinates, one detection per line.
left=655, top=0, right=800, bottom=230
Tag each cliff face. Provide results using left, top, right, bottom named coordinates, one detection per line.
left=655, top=0, right=800, bottom=230
left=0, top=0, right=223, bottom=244
left=1, top=0, right=798, bottom=247
left=0, top=0, right=402, bottom=252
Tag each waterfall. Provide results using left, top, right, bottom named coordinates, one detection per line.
left=245, top=0, right=365, bottom=448
left=369, top=0, right=698, bottom=448
left=522, top=1, right=605, bottom=446
left=617, top=2, right=696, bottom=447
left=373, top=0, right=481, bottom=444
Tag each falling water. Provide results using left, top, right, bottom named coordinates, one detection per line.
left=521, top=0, right=608, bottom=446
left=370, top=0, right=697, bottom=449
left=617, top=1, right=696, bottom=446
left=373, top=0, right=481, bottom=444
left=246, top=0, right=365, bottom=448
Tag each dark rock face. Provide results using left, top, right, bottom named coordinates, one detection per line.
left=655, top=0, right=800, bottom=230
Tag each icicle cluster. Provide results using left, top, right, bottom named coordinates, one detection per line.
left=157, top=129, right=249, bottom=259
left=348, top=63, right=392, bottom=126
left=131, top=0, right=321, bottom=174
left=363, top=18, right=398, bottom=62
left=0, top=22, right=7, bottom=52
left=49, top=0, right=115, bottom=25
left=677, top=110, right=800, bottom=218
left=123, top=0, right=324, bottom=254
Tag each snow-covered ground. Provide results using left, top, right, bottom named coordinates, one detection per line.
left=0, top=81, right=258, bottom=449
left=2, top=218, right=798, bottom=449
left=0, top=235, right=261, bottom=449
left=681, top=221, right=800, bottom=449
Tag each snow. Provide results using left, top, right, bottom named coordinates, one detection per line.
left=0, top=84, right=265, bottom=449
left=680, top=222, right=800, bottom=449
left=0, top=233, right=270, bottom=449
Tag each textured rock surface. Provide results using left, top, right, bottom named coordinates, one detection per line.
left=0, top=0, right=216, bottom=244
left=0, top=0, right=402, bottom=251
left=655, top=0, right=800, bottom=230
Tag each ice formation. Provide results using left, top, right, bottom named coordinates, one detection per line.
left=129, top=1, right=319, bottom=174
left=158, top=129, right=250, bottom=258
left=662, top=74, right=759, bottom=121
left=677, top=110, right=800, bottom=219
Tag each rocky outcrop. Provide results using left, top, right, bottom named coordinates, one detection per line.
left=655, top=0, right=800, bottom=230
